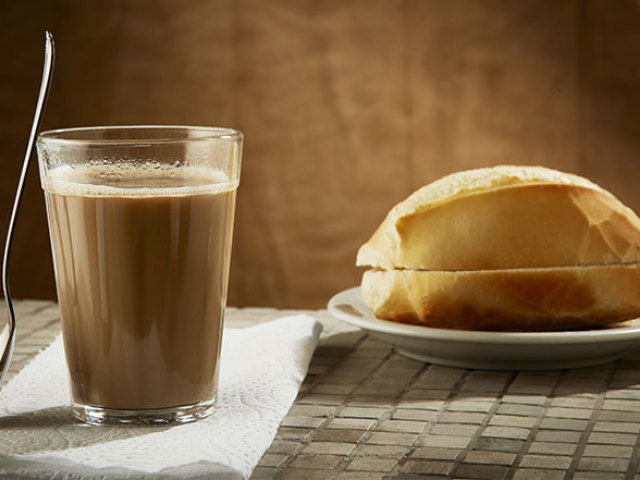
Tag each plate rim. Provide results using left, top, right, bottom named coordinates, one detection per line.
left=327, top=286, right=640, bottom=346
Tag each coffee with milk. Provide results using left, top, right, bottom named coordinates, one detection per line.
left=44, top=163, right=236, bottom=410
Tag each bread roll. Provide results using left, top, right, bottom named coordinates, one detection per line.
left=358, top=165, right=640, bottom=330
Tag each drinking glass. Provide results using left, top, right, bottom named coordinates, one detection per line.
left=36, top=126, right=242, bottom=425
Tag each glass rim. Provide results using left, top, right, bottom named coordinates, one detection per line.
left=38, top=125, right=243, bottom=146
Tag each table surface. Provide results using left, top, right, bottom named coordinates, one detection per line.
left=5, top=300, right=640, bottom=480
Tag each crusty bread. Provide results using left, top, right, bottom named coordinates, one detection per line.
left=358, top=165, right=640, bottom=330
left=357, top=166, right=640, bottom=270
left=362, top=265, right=640, bottom=330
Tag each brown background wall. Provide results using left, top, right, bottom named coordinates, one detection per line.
left=1, top=0, right=640, bottom=308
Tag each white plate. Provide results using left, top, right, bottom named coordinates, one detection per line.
left=327, top=287, right=640, bottom=370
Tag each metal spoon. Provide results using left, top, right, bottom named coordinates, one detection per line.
left=0, top=31, right=55, bottom=387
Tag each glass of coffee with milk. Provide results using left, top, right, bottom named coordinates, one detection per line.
left=36, top=126, right=242, bottom=425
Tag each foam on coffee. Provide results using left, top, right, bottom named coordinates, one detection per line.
left=44, top=162, right=235, bottom=197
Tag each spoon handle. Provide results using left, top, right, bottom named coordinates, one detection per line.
left=0, top=31, right=55, bottom=386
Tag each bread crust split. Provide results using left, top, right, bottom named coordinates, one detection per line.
left=357, top=180, right=640, bottom=271
left=357, top=166, right=640, bottom=330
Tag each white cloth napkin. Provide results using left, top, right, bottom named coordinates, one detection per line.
left=0, top=315, right=322, bottom=480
